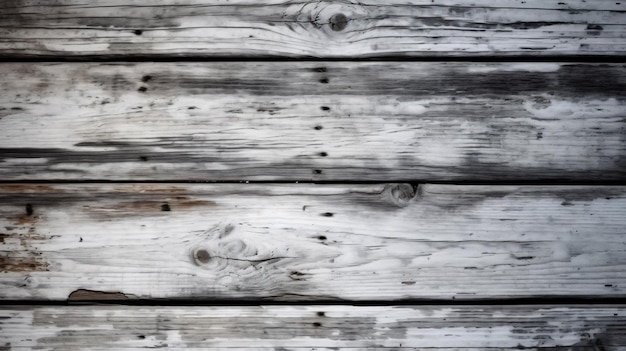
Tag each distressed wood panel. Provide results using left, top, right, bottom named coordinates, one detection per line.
left=1, top=305, right=626, bottom=350
left=1, top=0, right=625, bottom=57
left=1, top=183, right=625, bottom=301
left=1, top=62, right=625, bottom=181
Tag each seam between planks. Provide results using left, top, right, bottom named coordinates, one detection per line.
left=0, top=56, right=625, bottom=63
left=1, top=180, right=626, bottom=186
left=3, top=297, right=626, bottom=306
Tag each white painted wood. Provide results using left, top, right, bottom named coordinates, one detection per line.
left=1, top=305, right=625, bottom=350
left=1, top=62, right=625, bottom=181
left=1, top=183, right=625, bottom=300
left=0, top=0, right=624, bottom=57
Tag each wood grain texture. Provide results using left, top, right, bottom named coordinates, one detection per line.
left=1, top=183, right=625, bottom=301
left=1, top=62, right=625, bottom=181
left=1, top=0, right=625, bottom=57
left=1, top=305, right=626, bottom=350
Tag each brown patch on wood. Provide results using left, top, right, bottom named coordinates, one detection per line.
left=84, top=198, right=216, bottom=216
left=13, top=215, right=36, bottom=225
left=0, top=184, right=58, bottom=194
left=68, top=289, right=134, bottom=302
left=168, top=198, right=216, bottom=210
left=1, top=211, right=50, bottom=272
left=0, top=256, right=49, bottom=272
left=110, top=185, right=188, bottom=194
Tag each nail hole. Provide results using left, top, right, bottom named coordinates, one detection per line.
left=195, top=249, right=211, bottom=264
left=313, top=169, right=323, bottom=174
left=317, top=311, right=326, bottom=317
left=330, top=13, right=348, bottom=31
left=313, top=322, right=322, bottom=327
left=133, top=30, right=143, bottom=35
left=139, top=156, right=148, bottom=161
left=319, top=78, right=329, bottom=84
left=319, top=152, right=328, bottom=157
left=161, top=203, right=171, bottom=211
left=321, top=212, right=333, bottom=217
left=320, top=106, right=330, bottom=111
left=25, top=204, right=33, bottom=216
left=137, top=335, right=146, bottom=339
left=314, top=125, right=323, bottom=130
left=141, top=75, right=152, bottom=83
left=318, top=236, right=327, bottom=240
left=137, top=86, right=148, bottom=93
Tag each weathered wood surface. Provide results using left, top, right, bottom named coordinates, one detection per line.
left=1, top=0, right=625, bottom=58
left=1, top=62, right=625, bottom=181
left=1, top=305, right=625, bottom=350
left=1, top=183, right=625, bottom=301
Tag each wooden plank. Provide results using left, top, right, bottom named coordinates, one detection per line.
left=1, top=0, right=625, bottom=57
left=1, top=305, right=625, bottom=349
left=1, top=183, right=625, bottom=301
left=1, top=62, right=625, bottom=181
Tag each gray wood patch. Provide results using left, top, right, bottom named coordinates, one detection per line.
left=1, top=305, right=625, bottom=350
left=0, top=0, right=625, bottom=57
left=1, top=183, right=625, bottom=301
left=1, top=62, right=625, bottom=181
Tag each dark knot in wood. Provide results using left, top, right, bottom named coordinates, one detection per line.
left=384, top=183, right=419, bottom=207
left=329, top=13, right=348, bottom=31
left=194, top=248, right=211, bottom=264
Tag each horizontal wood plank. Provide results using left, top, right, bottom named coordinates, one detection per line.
left=1, top=305, right=626, bottom=350
left=1, top=0, right=625, bottom=57
left=1, top=62, right=625, bottom=181
left=1, top=183, right=625, bottom=301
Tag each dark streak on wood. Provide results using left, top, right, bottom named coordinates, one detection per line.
left=1, top=62, right=625, bottom=181
left=67, top=289, right=133, bottom=302
left=0, top=305, right=625, bottom=349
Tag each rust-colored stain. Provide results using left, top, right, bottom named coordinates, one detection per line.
left=68, top=289, right=134, bottom=302
left=84, top=197, right=216, bottom=215
left=0, top=256, right=49, bottom=272
left=13, top=215, right=38, bottom=225
left=0, top=211, right=50, bottom=273
left=170, top=198, right=217, bottom=209
left=0, top=184, right=58, bottom=194
left=111, top=185, right=188, bottom=194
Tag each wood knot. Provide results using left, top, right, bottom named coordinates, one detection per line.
left=329, top=13, right=348, bottom=31
left=384, top=183, right=419, bottom=207
left=193, top=248, right=211, bottom=264
left=293, top=2, right=365, bottom=34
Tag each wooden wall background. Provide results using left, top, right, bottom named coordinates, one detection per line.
left=1, top=1, right=626, bottom=350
